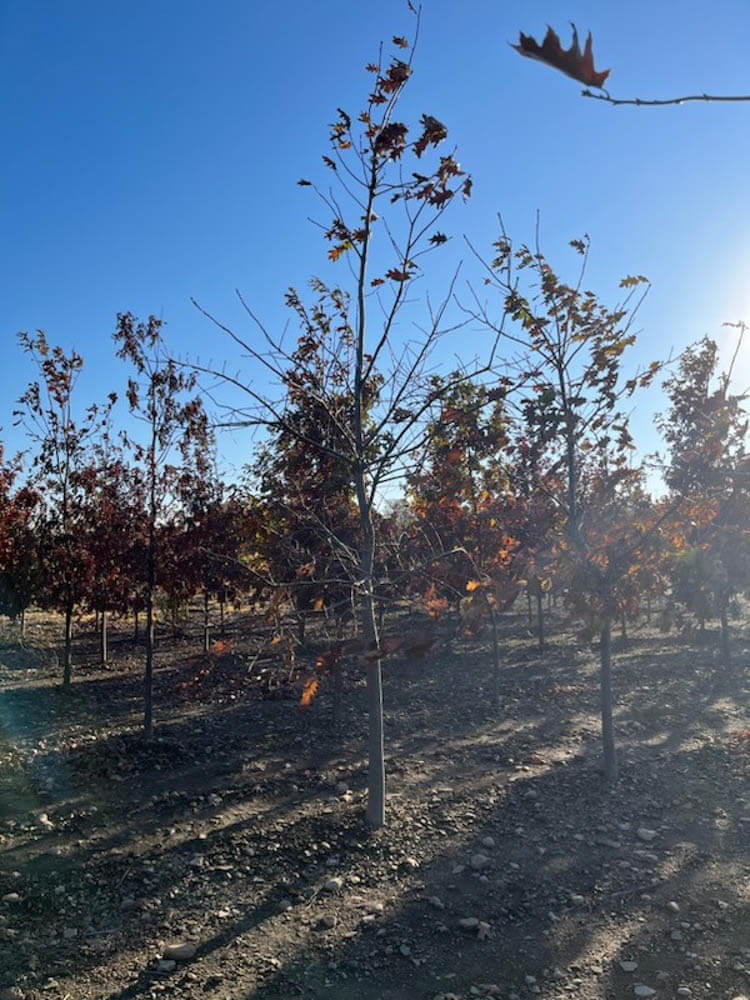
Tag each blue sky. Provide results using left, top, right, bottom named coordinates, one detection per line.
left=2, top=0, right=749, bottom=482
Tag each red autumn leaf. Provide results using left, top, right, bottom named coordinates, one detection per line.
left=513, top=24, right=610, bottom=89
left=392, top=35, right=409, bottom=49
left=386, top=268, right=411, bottom=282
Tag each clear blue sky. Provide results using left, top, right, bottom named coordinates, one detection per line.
left=2, top=0, right=749, bottom=481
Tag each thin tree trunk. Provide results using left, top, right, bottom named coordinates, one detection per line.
left=526, top=588, right=533, bottom=625
left=100, top=610, right=108, bottom=665
left=720, top=603, right=730, bottom=669
left=203, top=591, right=210, bottom=653
left=134, top=609, right=139, bottom=642
left=62, top=607, right=73, bottom=686
left=20, top=607, right=26, bottom=640
left=332, top=659, right=342, bottom=734
left=297, top=613, right=306, bottom=647
left=490, top=607, right=501, bottom=709
left=63, top=602, right=73, bottom=688
left=536, top=590, right=545, bottom=650
left=599, top=618, right=618, bottom=781
left=145, top=593, right=154, bottom=737
left=620, top=610, right=627, bottom=642
left=645, top=593, right=651, bottom=624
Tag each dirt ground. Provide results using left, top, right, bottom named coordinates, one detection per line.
left=0, top=604, right=748, bottom=1000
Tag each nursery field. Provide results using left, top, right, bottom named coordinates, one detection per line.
left=0, top=606, right=748, bottom=1000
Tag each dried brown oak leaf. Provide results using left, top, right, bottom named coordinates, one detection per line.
left=513, top=23, right=610, bottom=89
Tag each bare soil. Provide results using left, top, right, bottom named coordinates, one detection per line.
left=0, top=605, right=748, bottom=1000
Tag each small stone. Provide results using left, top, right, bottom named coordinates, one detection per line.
left=1, top=893, right=21, bottom=904
left=62, top=927, right=77, bottom=939
left=666, top=900, right=680, bottom=913
left=399, top=943, right=411, bottom=957
left=427, top=895, right=445, bottom=909
left=458, top=917, right=480, bottom=929
left=620, top=961, right=639, bottom=972
left=717, top=900, right=729, bottom=910
left=163, top=942, right=198, bottom=961
left=188, top=855, right=203, bottom=869
left=634, top=987, right=656, bottom=998
left=637, top=828, right=657, bottom=842
left=481, top=836, right=496, bottom=848
left=525, top=975, right=537, bottom=985
left=676, top=989, right=691, bottom=997
left=324, top=877, right=343, bottom=892
left=156, top=959, right=177, bottom=973
left=470, top=853, right=490, bottom=870
left=320, top=914, right=336, bottom=929
left=403, top=857, right=419, bottom=871
left=671, top=930, right=683, bottom=941
left=570, top=894, right=585, bottom=905
left=37, top=813, right=54, bottom=830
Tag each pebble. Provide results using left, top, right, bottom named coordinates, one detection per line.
left=163, top=942, right=198, bottom=961
left=156, top=959, right=177, bottom=973
left=570, top=894, right=585, bottom=905
left=458, top=917, right=480, bottom=929
left=634, top=987, right=656, bottom=997
left=1, top=893, right=21, bottom=904
left=324, top=877, right=343, bottom=892
left=481, top=836, right=495, bottom=848
left=676, top=988, right=691, bottom=997
left=470, top=853, right=490, bottom=870
left=427, top=895, right=445, bottom=909
left=399, top=943, right=411, bottom=957
left=620, top=961, right=639, bottom=972
left=637, top=828, right=657, bottom=842
left=666, top=900, right=680, bottom=913
left=63, top=927, right=77, bottom=939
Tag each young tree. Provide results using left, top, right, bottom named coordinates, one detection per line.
left=0, top=444, right=40, bottom=634
left=194, top=15, right=496, bottom=827
left=114, top=313, right=211, bottom=736
left=14, top=333, right=114, bottom=685
left=658, top=331, right=750, bottom=667
left=468, top=235, right=662, bottom=780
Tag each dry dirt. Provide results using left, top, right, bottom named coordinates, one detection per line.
left=0, top=605, right=748, bottom=1000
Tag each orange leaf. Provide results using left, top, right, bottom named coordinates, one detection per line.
left=270, top=635, right=282, bottom=646
left=313, top=597, right=325, bottom=611
left=466, top=579, right=483, bottom=592
left=300, top=678, right=319, bottom=707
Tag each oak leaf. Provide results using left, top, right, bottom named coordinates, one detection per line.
left=513, top=24, right=610, bottom=89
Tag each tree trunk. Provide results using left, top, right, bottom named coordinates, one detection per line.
left=620, top=610, right=627, bottom=642
left=359, top=509, right=385, bottom=830
left=145, top=593, right=154, bottom=737
left=645, top=593, right=651, bottom=624
left=526, top=588, right=533, bottom=625
left=203, top=591, right=210, bottom=653
left=19, top=607, right=26, bottom=640
left=599, top=618, right=618, bottom=781
left=536, top=590, right=545, bottom=650
left=720, top=603, right=730, bottom=669
left=134, top=610, right=139, bottom=642
left=332, top=659, right=342, bottom=734
left=100, top=610, right=108, bottom=665
left=297, top=613, right=306, bottom=647
left=490, top=607, right=501, bottom=709
left=63, top=602, right=73, bottom=688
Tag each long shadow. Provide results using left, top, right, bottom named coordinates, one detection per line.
left=1, top=609, right=748, bottom=997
